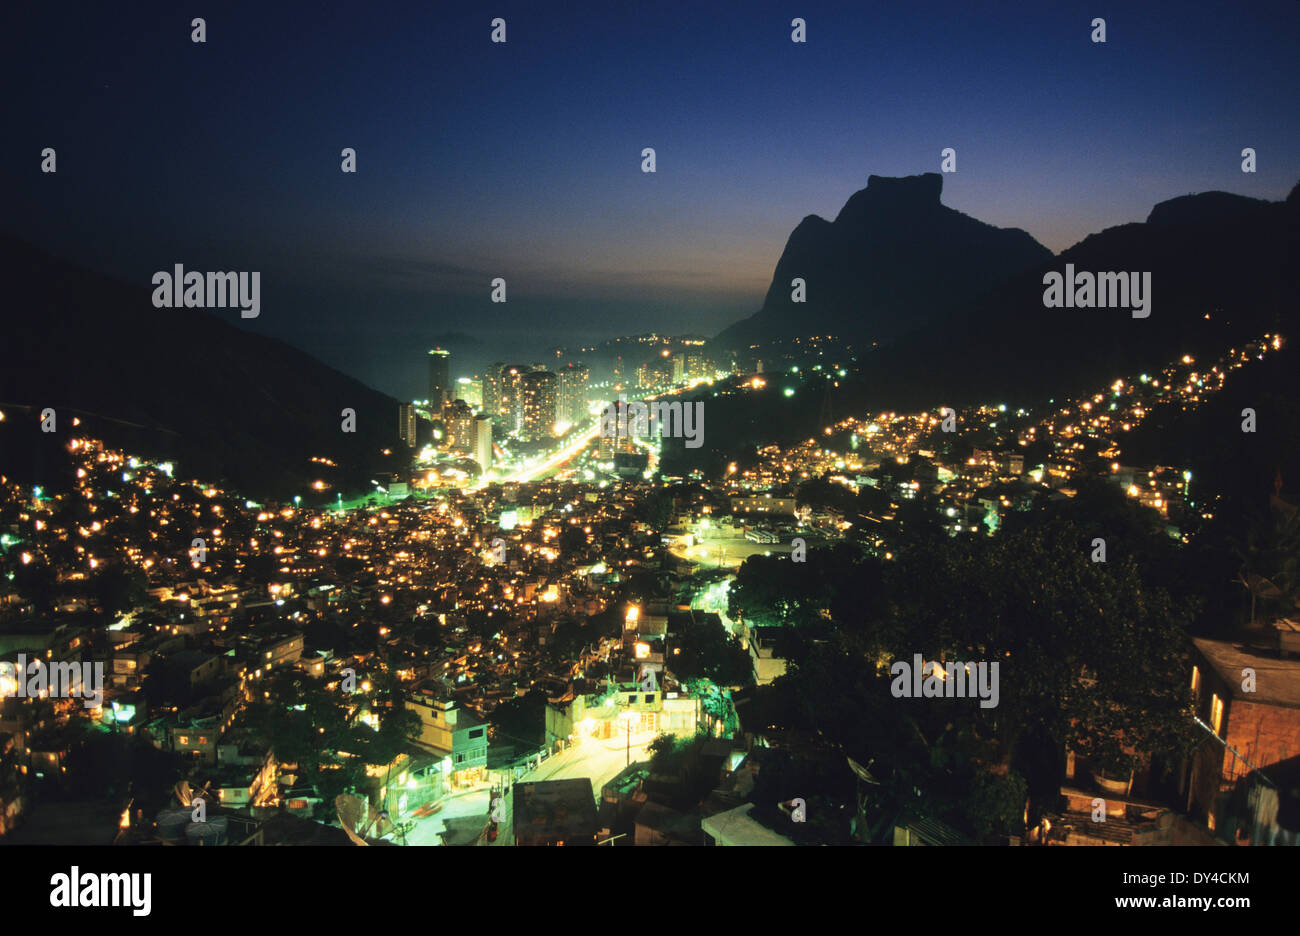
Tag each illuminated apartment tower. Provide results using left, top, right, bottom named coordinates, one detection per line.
left=442, top=399, right=475, bottom=453
left=595, top=399, right=641, bottom=459
left=499, top=364, right=531, bottom=435
left=557, top=362, right=590, bottom=425
left=472, top=415, right=494, bottom=474
left=456, top=376, right=483, bottom=411
left=482, top=363, right=505, bottom=424
left=520, top=370, right=558, bottom=442
left=398, top=403, right=418, bottom=448
left=428, top=348, right=452, bottom=409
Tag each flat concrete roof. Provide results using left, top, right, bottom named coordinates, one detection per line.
left=1193, top=638, right=1300, bottom=709
left=513, top=778, right=597, bottom=843
left=701, top=802, right=794, bottom=846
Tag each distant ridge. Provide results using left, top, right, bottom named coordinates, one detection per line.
left=894, top=182, right=1300, bottom=406
left=718, top=175, right=1300, bottom=409
left=0, top=237, right=405, bottom=498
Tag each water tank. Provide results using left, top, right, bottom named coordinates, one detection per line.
left=185, top=815, right=229, bottom=846
left=154, top=807, right=191, bottom=843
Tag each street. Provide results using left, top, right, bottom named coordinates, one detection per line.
left=484, top=727, right=655, bottom=845
left=401, top=726, right=657, bottom=845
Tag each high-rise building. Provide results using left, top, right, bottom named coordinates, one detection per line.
left=499, top=364, right=531, bottom=435
left=520, top=370, right=558, bottom=442
left=456, top=376, right=482, bottom=411
left=596, top=401, right=639, bottom=460
left=637, top=358, right=673, bottom=391
left=482, top=363, right=504, bottom=424
left=672, top=354, right=685, bottom=385
left=398, top=403, right=418, bottom=448
left=556, top=362, right=590, bottom=425
left=442, top=399, right=475, bottom=453
left=428, top=348, right=452, bottom=409
left=472, top=415, right=494, bottom=474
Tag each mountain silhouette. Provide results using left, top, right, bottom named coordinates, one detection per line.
left=719, top=174, right=1300, bottom=410
left=888, top=182, right=1300, bottom=406
left=716, top=173, right=1052, bottom=348
left=0, top=237, right=406, bottom=499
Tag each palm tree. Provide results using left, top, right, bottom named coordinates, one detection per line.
left=1234, top=507, right=1300, bottom=630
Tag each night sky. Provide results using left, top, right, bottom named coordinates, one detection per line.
left=7, top=0, right=1299, bottom=399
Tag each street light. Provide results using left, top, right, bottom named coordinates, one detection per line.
left=622, top=710, right=638, bottom=767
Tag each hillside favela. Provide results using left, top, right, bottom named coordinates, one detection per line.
left=3, top=2, right=1299, bottom=908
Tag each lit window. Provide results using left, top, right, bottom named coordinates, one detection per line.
left=1210, top=694, right=1224, bottom=736
left=178, top=736, right=189, bottom=745
left=1191, top=665, right=1200, bottom=698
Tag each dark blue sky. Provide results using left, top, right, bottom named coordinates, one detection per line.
left=7, top=0, right=1299, bottom=399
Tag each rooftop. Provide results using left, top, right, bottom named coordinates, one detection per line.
left=1193, top=637, right=1300, bottom=709
left=513, top=778, right=598, bottom=842
left=700, top=802, right=794, bottom=846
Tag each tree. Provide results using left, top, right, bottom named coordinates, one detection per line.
left=670, top=615, right=752, bottom=686
left=93, top=564, right=147, bottom=618
left=763, top=504, right=1201, bottom=823
left=1232, top=506, right=1300, bottom=628
left=644, top=489, right=674, bottom=531
left=490, top=688, right=548, bottom=749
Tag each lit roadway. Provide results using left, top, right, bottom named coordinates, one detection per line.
left=482, top=727, right=656, bottom=846
left=474, top=379, right=710, bottom=488
left=401, top=728, right=656, bottom=845
left=487, top=419, right=601, bottom=486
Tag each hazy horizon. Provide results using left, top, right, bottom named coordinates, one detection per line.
left=8, top=0, right=1299, bottom=399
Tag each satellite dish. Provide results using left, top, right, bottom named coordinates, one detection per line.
left=847, top=757, right=880, bottom=785
left=1240, top=572, right=1283, bottom=600
left=335, top=794, right=397, bottom=845
left=176, top=779, right=215, bottom=807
